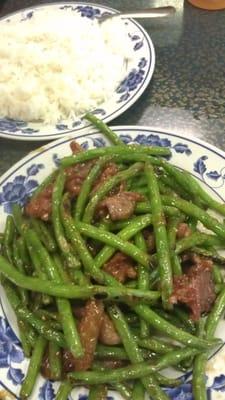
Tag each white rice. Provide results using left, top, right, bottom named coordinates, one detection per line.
left=0, top=10, right=133, bottom=124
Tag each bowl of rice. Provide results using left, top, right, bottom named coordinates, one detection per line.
left=0, top=2, right=155, bottom=140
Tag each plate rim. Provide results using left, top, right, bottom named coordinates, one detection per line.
left=0, top=2, right=155, bottom=141
left=0, top=126, right=225, bottom=399
left=1, top=125, right=225, bottom=188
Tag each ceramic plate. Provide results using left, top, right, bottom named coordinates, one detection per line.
left=0, top=2, right=155, bottom=141
left=0, top=126, right=225, bottom=399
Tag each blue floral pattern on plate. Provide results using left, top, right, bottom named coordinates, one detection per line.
left=194, top=155, right=225, bottom=189
left=0, top=163, right=44, bottom=213
left=0, top=3, right=154, bottom=141
left=0, top=127, right=225, bottom=399
left=0, top=317, right=24, bottom=386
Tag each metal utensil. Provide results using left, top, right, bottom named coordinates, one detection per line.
left=99, top=6, right=176, bottom=23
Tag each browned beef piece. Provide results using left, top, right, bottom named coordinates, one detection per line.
left=25, top=183, right=53, bottom=221
left=64, top=160, right=94, bottom=197
left=70, top=140, right=83, bottom=154
left=176, top=223, right=192, bottom=239
left=104, top=252, right=137, bottom=283
left=98, top=191, right=144, bottom=221
left=170, top=257, right=215, bottom=320
left=62, top=299, right=104, bottom=372
left=99, top=313, right=121, bottom=345
left=25, top=140, right=93, bottom=220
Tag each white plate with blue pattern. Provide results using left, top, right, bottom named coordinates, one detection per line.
left=0, top=2, right=155, bottom=141
left=0, top=126, right=225, bottom=399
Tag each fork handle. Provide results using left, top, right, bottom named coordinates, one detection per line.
left=112, top=6, right=176, bottom=19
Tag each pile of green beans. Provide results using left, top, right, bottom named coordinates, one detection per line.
left=0, top=114, right=224, bottom=400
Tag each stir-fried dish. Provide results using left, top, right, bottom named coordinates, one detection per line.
left=0, top=114, right=225, bottom=400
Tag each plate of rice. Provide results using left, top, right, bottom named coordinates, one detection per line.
left=0, top=2, right=155, bottom=141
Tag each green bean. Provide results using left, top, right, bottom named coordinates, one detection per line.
left=49, top=342, right=62, bottom=381
left=215, top=283, right=224, bottom=293
left=161, top=161, right=225, bottom=216
left=55, top=381, right=72, bottom=400
left=57, top=298, right=83, bottom=356
left=4, top=280, right=65, bottom=347
left=145, top=162, right=173, bottom=307
left=192, top=353, right=207, bottom=400
left=192, top=318, right=207, bottom=400
left=26, top=325, right=37, bottom=348
left=2, top=275, right=32, bottom=357
left=0, top=233, right=3, bottom=245
left=3, top=215, right=15, bottom=263
left=193, top=286, right=225, bottom=400
left=159, top=172, right=191, bottom=200
left=83, top=162, right=144, bottom=223
left=205, top=287, right=225, bottom=338
left=76, top=221, right=150, bottom=268
left=53, top=254, right=71, bottom=283
left=167, top=216, right=183, bottom=276
left=154, top=373, right=182, bottom=387
left=173, top=307, right=196, bottom=334
left=31, top=218, right=57, bottom=253
left=94, top=214, right=152, bottom=270
left=74, top=155, right=111, bottom=220
left=12, top=238, right=29, bottom=305
left=85, top=113, right=124, bottom=146
left=17, top=236, right=31, bottom=272
left=0, top=254, right=161, bottom=301
left=17, top=307, right=66, bottom=347
left=68, top=347, right=199, bottom=385
left=212, top=264, right=223, bottom=284
left=24, top=230, right=48, bottom=280
left=162, top=195, right=225, bottom=240
left=95, top=344, right=152, bottom=361
left=70, top=269, right=90, bottom=285
left=34, top=311, right=62, bottom=331
left=18, top=319, right=32, bottom=358
left=12, top=203, right=28, bottom=235
left=61, top=145, right=171, bottom=167
left=131, top=382, right=145, bottom=400
left=135, top=202, right=180, bottom=217
left=95, top=345, right=129, bottom=360
left=175, top=231, right=223, bottom=254
left=135, top=232, right=149, bottom=337
left=62, top=198, right=121, bottom=287
left=111, top=383, right=132, bottom=399
left=52, top=170, right=80, bottom=268
left=192, top=246, right=225, bottom=265
left=154, top=308, right=186, bottom=330
left=25, top=230, right=52, bottom=305
left=108, top=305, right=169, bottom=400
left=88, top=385, right=108, bottom=400
left=137, top=337, right=176, bottom=354
left=134, top=304, right=220, bottom=350
left=27, top=228, right=83, bottom=357
left=20, top=335, right=47, bottom=399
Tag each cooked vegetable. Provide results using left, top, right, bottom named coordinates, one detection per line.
left=0, top=116, right=224, bottom=399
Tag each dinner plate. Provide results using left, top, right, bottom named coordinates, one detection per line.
left=0, top=2, right=155, bottom=141
left=0, top=126, right=225, bottom=399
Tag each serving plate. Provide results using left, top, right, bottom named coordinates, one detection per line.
left=0, top=126, right=225, bottom=399
left=0, top=2, right=155, bottom=141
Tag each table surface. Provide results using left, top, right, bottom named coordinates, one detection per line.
left=0, top=0, right=225, bottom=176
